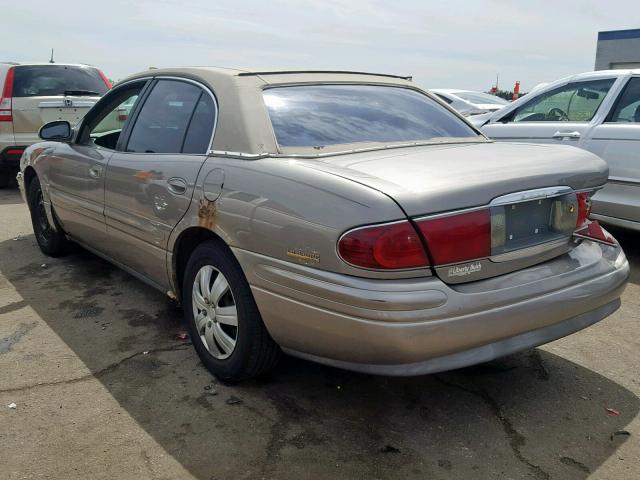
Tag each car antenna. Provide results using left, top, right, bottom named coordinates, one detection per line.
left=49, top=48, right=55, bottom=63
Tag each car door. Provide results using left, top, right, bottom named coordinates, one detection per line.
left=482, top=77, right=620, bottom=146
left=585, top=76, right=640, bottom=225
left=47, top=81, right=147, bottom=247
left=102, top=78, right=216, bottom=288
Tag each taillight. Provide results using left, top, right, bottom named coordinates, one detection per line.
left=416, top=210, right=491, bottom=265
left=338, top=220, right=429, bottom=269
left=576, top=191, right=592, bottom=228
left=0, top=67, right=14, bottom=122
left=98, top=69, right=112, bottom=89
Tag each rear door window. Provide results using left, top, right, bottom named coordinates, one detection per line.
left=125, top=80, right=202, bottom=154
left=511, top=79, right=615, bottom=122
left=607, top=77, right=640, bottom=123
left=182, top=94, right=216, bottom=154
left=12, top=65, right=108, bottom=97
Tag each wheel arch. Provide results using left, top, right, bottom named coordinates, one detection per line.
left=172, top=226, right=234, bottom=303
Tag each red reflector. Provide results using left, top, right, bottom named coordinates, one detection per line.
left=338, top=221, right=429, bottom=269
left=416, top=209, right=491, bottom=265
left=575, top=220, right=616, bottom=245
left=117, top=114, right=128, bottom=121
left=0, top=66, right=14, bottom=122
left=576, top=191, right=592, bottom=228
left=5, top=148, right=24, bottom=156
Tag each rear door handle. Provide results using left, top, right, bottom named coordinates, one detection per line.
left=88, top=165, right=103, bottom=178
left=552, top=131, right=581, bottom=139
left=167, top=177, right=187, bottom=195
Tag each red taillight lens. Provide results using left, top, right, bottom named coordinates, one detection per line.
left=338, top=221, right=429, bottom=269
left=0, top=66, right=14, bottom=122
left=416, top=209, right=491, bottom=265
left=98, top=69, right=112, bottom=89
left=576, top=191, right=592, bottom=228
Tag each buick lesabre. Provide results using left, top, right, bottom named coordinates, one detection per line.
left=18, top=68, right=629, bottom=381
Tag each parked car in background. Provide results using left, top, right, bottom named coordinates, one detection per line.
left=18, top=68, right=628, bottom=382
left=476, top=69, right=640, bottom=232
left=430, top=89, right=509, bottom=116
left=0, top=62, right=111, bottom=187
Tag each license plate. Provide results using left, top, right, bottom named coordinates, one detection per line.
left=490, top=193, right=578, bottom=255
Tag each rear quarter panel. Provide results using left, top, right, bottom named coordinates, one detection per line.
left=168, top=155, right=419, bottom=290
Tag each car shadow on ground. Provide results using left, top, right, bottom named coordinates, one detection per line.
left=0, top=234, right=638, bottom=480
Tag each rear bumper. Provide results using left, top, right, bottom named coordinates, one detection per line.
left=234, top=238, right=629, bottom=375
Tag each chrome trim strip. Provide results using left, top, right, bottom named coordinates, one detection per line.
left=208, top=137, right=488, bottom=160
left=39, top=100, right=98, bottom=108
left=490, top=186, right=573, bottom=206
left=490, top=238, right=570, bottom=263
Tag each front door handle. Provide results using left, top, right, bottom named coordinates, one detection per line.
left=88, top=165, right=103, bottom=178
left=167, top=177, right=187, bottom=195
left=552, top=131, right=581, bottom=139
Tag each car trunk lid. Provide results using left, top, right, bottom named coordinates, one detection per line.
left=300, top=141, right=608, bottom=283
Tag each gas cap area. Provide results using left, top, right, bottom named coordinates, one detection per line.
left=203, top=168, right=225, bottom=201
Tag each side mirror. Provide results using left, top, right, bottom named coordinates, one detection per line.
left=39, top=121, right=72, bottom=141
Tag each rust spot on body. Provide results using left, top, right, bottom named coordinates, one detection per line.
left=198, top=197, right=217, bottom=230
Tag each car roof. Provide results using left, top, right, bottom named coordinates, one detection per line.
left=117, top=66, right=455, bottom=157
left=0, top=62, right=99, bottom=68
left=121, top=66, right=414, bottom=85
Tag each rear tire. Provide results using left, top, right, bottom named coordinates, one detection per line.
left=183, top=240, right=281, bottom=382
left=27, top=176, right=69, bottom=256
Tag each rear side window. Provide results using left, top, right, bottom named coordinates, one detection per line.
left=126, top=80, right=204, bottom=154
left=608, top=78, right=640, bottom=123
left=182, top=94, right=216, bottom=153
left=263, top=85, right=477, bottom=148
left=12, top=65, right=108, bottom=97
left=511, top=79, right=615, bottom=122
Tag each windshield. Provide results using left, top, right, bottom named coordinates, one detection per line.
left=263, top=85, right=478, bottom=148
left=454, top=91, right=509, bottom=105
left=12, top=65, right=108, bottom=97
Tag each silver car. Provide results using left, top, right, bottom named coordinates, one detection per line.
left=477, top=69, right=640, bottom=232
left=18, top=68, right=629, bottom=381
left=430, top=89, right=509, bottom=116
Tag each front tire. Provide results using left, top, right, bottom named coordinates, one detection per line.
left=27, top=176, right=69, bottom=256
left=183, top=240, right=281, bottom=381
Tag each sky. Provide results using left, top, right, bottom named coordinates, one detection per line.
left=3, top=0, right=639, bottom=92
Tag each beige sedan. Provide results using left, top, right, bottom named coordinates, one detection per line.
left=18, top=67, right=629, bottom=381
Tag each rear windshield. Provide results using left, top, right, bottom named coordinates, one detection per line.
left=263, top=85, right=478, bottom=148
left=12, top=65, right=108, bottom=97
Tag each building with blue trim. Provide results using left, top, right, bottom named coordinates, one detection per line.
left=595, top=28, right=640, bottom=70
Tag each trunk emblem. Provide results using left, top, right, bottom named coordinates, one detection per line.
left=447, top=262, right=482, bottom=278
